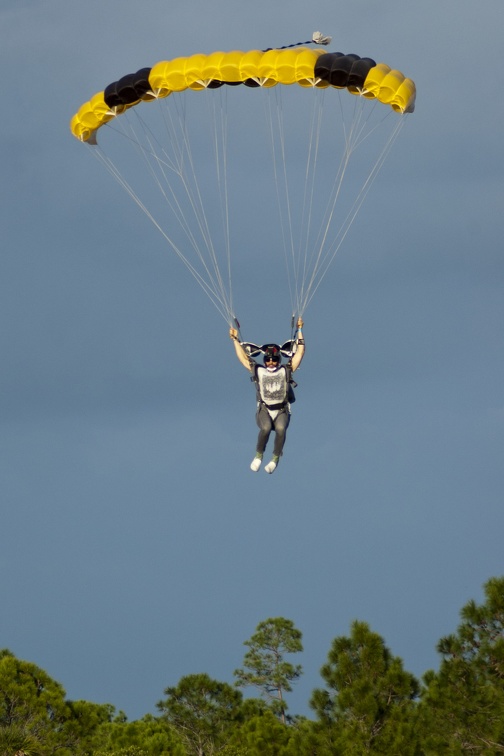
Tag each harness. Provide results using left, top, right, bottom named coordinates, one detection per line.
left=251, top=362, right=297, bottom=410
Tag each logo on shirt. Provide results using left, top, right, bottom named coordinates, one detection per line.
left=257, top=367, right=287, bottom=405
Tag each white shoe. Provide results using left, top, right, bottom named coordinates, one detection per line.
left=264, top=458, right=278, bottom=474
left=250, top=456, right=262, bottom=472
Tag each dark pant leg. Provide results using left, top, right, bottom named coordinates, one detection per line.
left=255, top=404, right=273, bottom=454
left=272, top=409, right=290, bottom=457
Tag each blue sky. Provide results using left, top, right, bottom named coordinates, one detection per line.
left=1, top=0, right=504, bottom=720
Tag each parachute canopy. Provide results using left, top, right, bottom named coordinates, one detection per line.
left=71, top=47, right=415, bottom=143
left=70, top=39, right=415, bottom=325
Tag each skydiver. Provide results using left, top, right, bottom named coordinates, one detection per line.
left=229, top=318, right=305, bottom=474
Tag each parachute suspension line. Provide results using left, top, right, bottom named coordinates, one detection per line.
left=267, top=87, right=322, bottom=320
left=296, top=97, right=389, bottom=313
left=145, top=95, right=235, bottom=322
left=295, top=90, right=327, bottom=317
left=207, top=88, right=235, bottom=322
left=295, top=90, right=354, bottom=314
left=91, top=105, right=235, bottom=323
left=161, top=91, right=237, bottom=324
left=162, top=95, right=235, bottom=321
left=264, top=89, right=297, bottom=317
left=88, top=142, right=233, bottom=324
left=128, top=109, right=218, bottom=270
left=298, top=113, right=407, bottom=313
left=121, top=102, right=233, bottom=319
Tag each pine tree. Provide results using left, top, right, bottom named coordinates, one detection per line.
left=0, top=648, right=112, bottom=755
left=234, top=618, right=303, bottom=723
left=310, top=621, right=419, bottom=754
left=419, top=576, right=504, bottom=753
left=157, top=673, right=243, bottom=756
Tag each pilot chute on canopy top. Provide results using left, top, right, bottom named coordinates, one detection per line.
left=71, top=34, right=415, bottom=326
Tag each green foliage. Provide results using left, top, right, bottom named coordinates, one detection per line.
left=287, top=718, right=330, bottom=756
left=5, top=581, right=504, bottom=755
left=90, top=713, right=185, bottom=756
left=310, top=621, right=420, bottom=754
left=226, top=709, right=292, bottom=755
left=0, top=648, right=113, bottom=755
left=0, top=722, right=43, bottom=756
left=234, top=618, right=303, bottom=723
left=92, top=747, right=149, bottom=756
left=418, top=576, right=504, bottom=753
left=157, top=673, right=243, bottom=755
left=218, top=746, right=249, bottom=756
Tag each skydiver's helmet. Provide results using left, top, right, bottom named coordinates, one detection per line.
left=263, top=345, right=281, bottom=370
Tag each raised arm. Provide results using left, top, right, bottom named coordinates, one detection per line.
left=291, top=317, right=305, bottom=372
left=229, top=328, right=254, bottom=372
